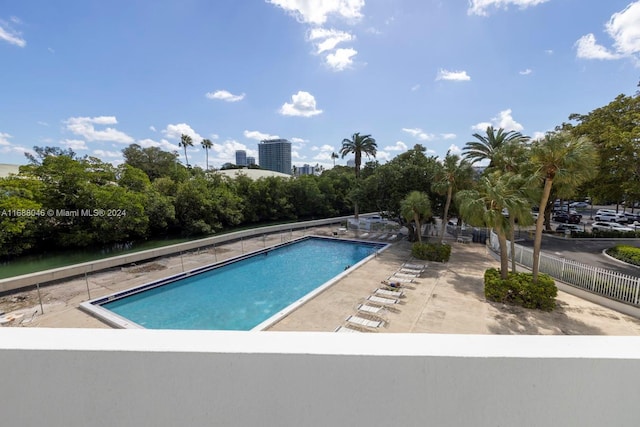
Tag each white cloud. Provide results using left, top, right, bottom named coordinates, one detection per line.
left=575, top=2, right=640, bottom=63
left=162, top=123, right=204, bottom=143
left=410, top=84, right=421, bottom=91
left=0, top=19, right=26, bottom=47
left=468, top=0, right=550, bottom=16
left=545, top=49, right=554, bottom=55
left=37, top=121, right=49, bottom=126
left=138, top=138, right=180, bottom=151
left=243, top=130, right=279, bottom=141
left=205, top=90, right=245, bottom=102
left=266, top=0, right=364, bottom=25
left=385, top=141, right=408, bottom=152
left=149, top=126, right=157, bottom=132
left=519, top=68, right=532, bottom=75
left=0, top=132, right=12, bottom=146
left=60, top=139, right=88, bottom=150
left=448, top=144, right=462, bottom=155
left=290, top=137, right=308, bottom=143
left=575, top=34, right=621, bottom=60
left=436, top=69, right=471, bottom=81
left=307, top=28, right=354, bottom=53
left=280, top=91, right=323, bottom=117
left=64, top=116, right=134, bottom=144
left=93, top=149, right=121, bottom=158
left=472, top=109, right=524, bottom=132
left=441, top=133, right=457, bottom=140
left=47, top=47, right=54, bottom=54
left=607, top=1, right=640, bottom=57
left=402, top=128, right=435, bottom=141
left=326, top=47, right=357, bottom=70
left=531, top=131, right=546, bottom=140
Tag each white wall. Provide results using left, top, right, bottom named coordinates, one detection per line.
left=1, top=329, right=639, bottom=427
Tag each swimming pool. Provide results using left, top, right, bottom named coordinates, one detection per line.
left=81, top=236, right=387, bottom=330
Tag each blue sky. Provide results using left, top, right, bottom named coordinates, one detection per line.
left=1, top=0, right=639, bottom=169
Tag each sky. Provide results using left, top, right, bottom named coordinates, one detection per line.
left=1, top=0, right=639, bottom=170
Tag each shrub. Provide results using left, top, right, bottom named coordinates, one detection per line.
left=411, top=242, right=451, bottom=262
left=607, top=244, right=640, bottom=266
left=484, top=268, right=557, bottom=311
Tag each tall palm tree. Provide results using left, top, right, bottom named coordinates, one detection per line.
left=530, top=131, right=598, bottom=282
left=432, top=151, right=473, bottom=243
left=456, top=174, right=530, bottom=279
left=340, top=132, right=377, bottom=179
left=340, top=132, right=377, bottom=218
left=179, top=134, right=194, bottom=167
left=400, top=191, right=432, bottom=243
left=462, top=126, right=529, bottom=169
left=201, top=139, right=213, bottom=170
left=331, top=152, right=339, bottom=167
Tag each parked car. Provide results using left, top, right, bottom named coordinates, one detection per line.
left=569, top=201, right=589, bottom=209
left=591, top=222, right=635, bottom=232
left=593, top=212, right=627, bottom=223
left=596, top=209, right=618, bottom=215
left=552, top=213, right=581, bottom=224
left=556, top=224, right=582, bottom=233
left=621, top=212, right=640, bottom=222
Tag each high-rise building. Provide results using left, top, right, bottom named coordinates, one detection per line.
left=258, top=139, right=292, bottom=175
left=298, top=164, right=315, bottom=176
left=235, top=150, right=247, bottom=166
left=246, top=156, right=256, bottom=166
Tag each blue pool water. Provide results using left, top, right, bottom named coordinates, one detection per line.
left=99, top=237, right=384, bottom=330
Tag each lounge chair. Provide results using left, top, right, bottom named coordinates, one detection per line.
left=393, top=272, right=418, bottom=278
left=334, top=324, right=375, bottom=333
left=366, top=295, right=401, bottom=305
left=359, top=232, right=370, bottom=239
left=403, top=262, right=427, bottom=270
left=356, top=303, right=386, bottom=315
left=387, top=234, right=397, bottom=241
left=386, top=276, right=414, bottom=284
left=374, top=288, right=403, bottom=298
left=399, top=267, right=424, bottom=275
left=346, top=314, right=386, bottom=329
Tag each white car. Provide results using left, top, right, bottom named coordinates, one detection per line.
left=593, top=212, right=627, bottom=223
left=591, top=222, right=635, bottom=232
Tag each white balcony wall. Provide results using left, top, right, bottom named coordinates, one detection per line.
left=1, top=329, right=639, bottom=427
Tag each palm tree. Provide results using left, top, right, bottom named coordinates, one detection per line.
left=331, top=152, right=339, bottom=167
left=432, top=151, right=473, bottom=243
left=179, top=134, right=194, bottom=167
left=529, top=131, right=598, bottom=282
left=456, top=174, right=530, bottom=279
left=400, top=191, right=432, bottom=243
left=340, top=132, right=377, bottom=218
left=462, top=126, right=529, bottom=169
left=201, top=139, right=213, bottom=170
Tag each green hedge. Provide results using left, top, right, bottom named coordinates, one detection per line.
left=484, top=268, right=557, bottom=311
left=607, top=244, right=640, bottom=266
left=411, top=242, right=451, bottom=262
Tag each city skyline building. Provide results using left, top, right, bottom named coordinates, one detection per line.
left=235, top=150, right=247, bottom=167
left=258, top=139, right=291, bottom=175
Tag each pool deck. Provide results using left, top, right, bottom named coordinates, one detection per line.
left=2, top=227, right=640, bottom=335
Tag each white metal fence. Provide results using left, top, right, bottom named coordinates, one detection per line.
left=489, top=232, right=640, bottom=307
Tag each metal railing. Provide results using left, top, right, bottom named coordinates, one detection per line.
left=489, top=232, right=640, bottom=307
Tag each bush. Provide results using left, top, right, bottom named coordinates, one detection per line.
left=484, top=268, right=557, bottom=311
left=411, top=242, right=451, bottom=262
left=607, top=244, right=640, bottom=266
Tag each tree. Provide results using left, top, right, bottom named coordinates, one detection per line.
left=400, top=191, right=432, bottom=243
left=331, top=152, right=339, bottom=167
left=456, top=174, right=530, bottom=279
left=179, top=134, right=194, bottom=167
left=201, top=139, right=213, bottom=170
left=340, top=132, right=377, bottom=218
left=462, top=126, right=529, bottom=169
left=530, top=131, right=598, bottom=282
left=432, top=151, right=473, bottom=243
left=122, top=144, right=183, bottom=181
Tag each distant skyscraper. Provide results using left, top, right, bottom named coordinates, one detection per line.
left=246, top=156, right=256, bottom=166
left=346, top=159, right=356, bottom=167
left=235, top=150, right=247, bottom=166
left=258, top=139, right=292, bottom=175
left=298, top=164, right=315, bottom=176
